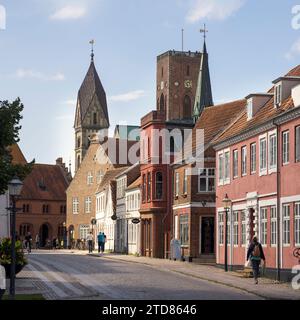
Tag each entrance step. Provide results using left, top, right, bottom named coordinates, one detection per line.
left=192, top=254, right=216, bottom=265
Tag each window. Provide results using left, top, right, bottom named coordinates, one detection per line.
left=283, top=204, right=290, bottom=245
left=175, top=172, right=179, bottom=197
left=271, top=207, right=277, bottom=246
left=260, top=208, right=267, bottom=246
left=155, top=172, right=163, bottom=200
left=183, top=95, right=192, bottom=119
left=259, top=138, right=267, bottom=172
left=117, top=177, right=126, bottom=199
left=233, top=150, right=238, bottom=178
left=159, top=93, right=165, bottom=111
left=73, top=198, right=79, bottom=214
left=42, top=204, right=50, bottom=214
left=198, top=168, right=215, bottom=192
left=97, top=170, right=104, bottom=184
left=93, top=112, right=97, bottom=125
left=85, top=197, right=92, bottom=213
left=250, top=143, right=256, bottom=174
left=180, top=215, right=189, bottom=246
left=22, top=204, right=30, bottom=213
left=274, top=84, right=282, bottom=106
left=87, top=172, right=93, bottom=185
left=142, top=174, right=146, bottom=202
left=77, top=137, right=81, bottom=148
left=295, top=203, right=300, bottom=246
left=233, top=211, right=239, bottom=246
left=218, top=213, right=224, bottom=245
left=241, top=146, right=247, bottom=176
left=19, top=224, right=31, bottom=237
left=183, top=169, right=188, bottom=194
left=296, top=126, right=300, bottom=163
left=241, top=211, right=246, bottom=246
left=269, top=133, right=277, bottom=170
left=282, top=131, right=290, bottom=165
left=79, top=225, right=90, bottom=240
left=218, top=153, right=224, bottom=184
left=187, top=65, right=190, bottom=76
left=147, top=172, right=151, bottom=201
left=60, top=205, right=66, bottom=214
left=224, top=151, right=230, bottom=181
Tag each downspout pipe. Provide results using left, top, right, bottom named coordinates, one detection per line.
left=274, top=121, right=281, bottom=282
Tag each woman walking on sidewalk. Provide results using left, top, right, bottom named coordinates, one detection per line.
left=247, top=237, right=266, bottom=285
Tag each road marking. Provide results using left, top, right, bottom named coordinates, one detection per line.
left=30, top=260, right=85, bottom=297
left=26, top=264, right=68, bottom=299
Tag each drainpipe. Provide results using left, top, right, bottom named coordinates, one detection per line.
left=275, top=121, right=281, bottom=282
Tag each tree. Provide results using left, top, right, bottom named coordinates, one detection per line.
left=0, top=98, right=34, bottom=194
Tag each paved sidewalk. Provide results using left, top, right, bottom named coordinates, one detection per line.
left=84, top=252, right=300, bottom=300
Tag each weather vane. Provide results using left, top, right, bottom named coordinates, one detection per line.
left=200, top=24, right=208, bottom=40
left=89, top=39, right=95, bottom=61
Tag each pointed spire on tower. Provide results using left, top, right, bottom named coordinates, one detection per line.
left=193, top=25, right=213, bottom=123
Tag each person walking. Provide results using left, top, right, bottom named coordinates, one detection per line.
left=102, top=232, right=107, bottom=254
left=97, top=232, right=104, bottom=254
left=247, top=237, right=266, bottom=284
left=25, top=232, right=32, bottom=253
left=87, top=232, right=94, bottom=253
left=35, top=234, right=40, bottom=250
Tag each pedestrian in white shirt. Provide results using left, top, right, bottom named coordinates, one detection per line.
left=87, top=232, right=94, bottom=253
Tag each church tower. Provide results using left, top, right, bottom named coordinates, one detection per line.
left=74, top=43, right=110, bottom=172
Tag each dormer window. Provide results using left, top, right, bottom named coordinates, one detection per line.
left=274, top=84, right=282, bottom=107
left=247, top=99, right=253, bottom=120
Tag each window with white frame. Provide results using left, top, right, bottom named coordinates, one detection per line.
left=250, top=143, right=256, bottom=174
left=260, top=208, right=267, bottom=246
left=218, top=153, right=224, bottom=184
left=241, top=211, right=246, bottom=246
left=295, top=203, right=300, bottom=246
left=87, top=171, right=93, bottom=185
left=296, top=126, right=300, bottom=163
left=117, top=177, right=127, bottom=199
left=269, top=133, right=277, bottom=169
left=175, top=172, right=179, bottom=197
left=241, top=146, right=247, bottom=176
left=233, top=211, right=239, bottom=246
left=282, top=131, right=290, bottom=165
left=198, top=168, right=215, bottom=192
left=271, top=206, right=277, bottom=246
left=73, top=197, right=79, bottom=214
left=218, top=213, right=224, bottom=245
left=224, top=151, right=230, bottom=182
left=283, top=204, right=290, bottom=245
left=259, top=138, right=267, bottom=172
left=183, top=169, right=188, bottom=194
left=180, top=215, right=189, bottom=246
left=97, top=170, right=104, bottom=184
left=233, top=150, right=238, bottom=178
left=274, top=84, right=282, bottom=106
left=79, top=225, right=90, bottom=240
left=85, top=197, right=92, bottom=213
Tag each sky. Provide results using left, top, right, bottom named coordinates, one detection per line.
left=1, top=0, right=300, bottom=169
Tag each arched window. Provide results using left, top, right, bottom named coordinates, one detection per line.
left=160, top=93, right=165, bottom=111
left=183, top=95, right=192, bottom=119
left=93, top=112, right=97, bottom=125
left=147, top=172, right=151, bottom=201
left=170, top=137, right=175, bottom=154
left=155, top=172, right=163, bottom=200
left=142, top=174, right=146, bottom=202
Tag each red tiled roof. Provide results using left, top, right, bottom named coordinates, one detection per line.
left=8, top=144, right=27, bottom=165
left=20, top=164, right=70, bottom=201
left=96, top=167, right=129, bottom=194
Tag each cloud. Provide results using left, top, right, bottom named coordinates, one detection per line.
left=15, top=69, right=65, bottom=81
left=285, top=38, right=300, bottom=60
left=50, top=5, right=86, bottom=20
left=186, top=0, right=245, bottom=23
left=108, top=90, right=146, bottom=103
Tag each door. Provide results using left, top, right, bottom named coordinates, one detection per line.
left=201, top=217, right=215, bottom=254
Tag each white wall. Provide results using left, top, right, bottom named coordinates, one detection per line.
left=0, top=192, right=9, bottom=239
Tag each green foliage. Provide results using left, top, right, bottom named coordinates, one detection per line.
left=0, top=238, right=28, bottom=266
left=0, top=98, right=34, bottom=194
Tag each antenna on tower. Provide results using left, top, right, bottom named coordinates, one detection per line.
left=200, top=24, right=208, bottom=41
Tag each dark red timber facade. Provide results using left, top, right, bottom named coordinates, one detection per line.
left=213, top=65, right=300, bottom=281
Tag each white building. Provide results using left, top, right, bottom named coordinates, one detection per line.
left=95, top=167, right=128, bottom=252
left=125, top=176, right=141, bottom=255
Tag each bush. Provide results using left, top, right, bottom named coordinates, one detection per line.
left=0, top=238, right=28, bottom=266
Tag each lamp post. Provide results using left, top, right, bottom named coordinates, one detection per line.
left=8, top=176, right=23, bottom=299
left=223, top=194, right=231, bottom=272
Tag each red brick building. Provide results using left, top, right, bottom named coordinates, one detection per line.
left=214, top=65, right=300, bottom=281
left=16, top=158, right=71, bottom=247
left=139, top=42, right=213, bottom=258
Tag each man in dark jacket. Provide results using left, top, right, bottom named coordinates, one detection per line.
left=247, top=237, right=266, bottom=284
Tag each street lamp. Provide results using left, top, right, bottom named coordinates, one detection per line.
left=223, top=194, right=231, bottom=272
left=8, top=176, right=23, bottom=299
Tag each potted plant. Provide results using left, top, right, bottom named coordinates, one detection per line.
left=0, top=238, right=28, bottom=279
